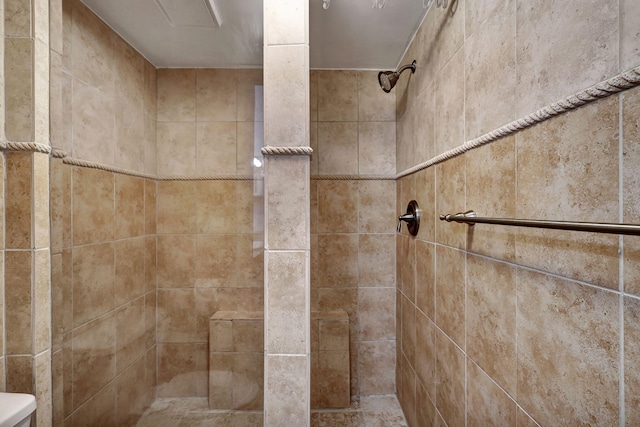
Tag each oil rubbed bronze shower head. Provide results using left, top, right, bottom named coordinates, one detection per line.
left=378, top=60, right=416, bottom=93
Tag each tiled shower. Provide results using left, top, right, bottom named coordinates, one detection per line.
left=0, top=0, right=639, bottom=426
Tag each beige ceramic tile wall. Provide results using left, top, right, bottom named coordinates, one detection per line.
left=60, top=0, right=156, bottom=175
left=310, top=70, right=397, bottom=397
left=50, top=160, right=157, bottom=426
left=156, top=68, right=263, bottom=176
left=395, top=2, right=640, bottom=425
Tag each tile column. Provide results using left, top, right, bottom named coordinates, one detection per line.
left=262, top=1, right=311, bottom=426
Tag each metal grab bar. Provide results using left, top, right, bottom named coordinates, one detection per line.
left=439, top=211, right=640, bottom=236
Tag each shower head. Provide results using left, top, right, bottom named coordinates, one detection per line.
left=378, top=60, right=417, bottom=93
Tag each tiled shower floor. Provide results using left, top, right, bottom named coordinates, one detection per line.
left=136, top=395, right=408, bottom=427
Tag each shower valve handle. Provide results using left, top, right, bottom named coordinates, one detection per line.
left=397, top=200, right=421, bottom=235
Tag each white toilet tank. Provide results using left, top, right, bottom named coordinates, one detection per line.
left=0, top=392, right=36, bottom=427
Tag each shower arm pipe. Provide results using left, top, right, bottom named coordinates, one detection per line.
left=395, top=61, right=416, bottom=76
left=439, top=210, right=640, bottom=236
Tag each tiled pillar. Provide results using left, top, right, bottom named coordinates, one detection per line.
left=262, top=1, right=311, bottom=426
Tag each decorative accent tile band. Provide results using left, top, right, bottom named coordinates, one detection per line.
left=62, top=156, right=156, bottom=179
left=396, top=65, right=640, bottom=179
left=311, top=175, right=395, bottom=180
left=2, top=141, right=51, bottom=154
left=261, top=146, right=313, bottom=156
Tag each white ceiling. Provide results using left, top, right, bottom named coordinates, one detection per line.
left=80, top=0, right=429, bottom=70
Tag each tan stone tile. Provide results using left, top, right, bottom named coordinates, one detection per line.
left=144, top=60, right=157, bottom=119
left=236, top=69, right=263, bottom=122
left=156, top=122, right=197, bottom=176
left=398, top=234, right=415, bottom=301
left=358, top=288, right=394, bottom=341
left=265, top=156, right=309, bottom=250
left=265, top=355, right=309, bottom=424
left=315, top=351, right=350, bottom=408
left=156, top=181, right=196, bottom=234
left=157, top=343, right=207, bottom=397
left=71, top=79, right=115, bottom=165
left=515, top=0, right=618, bottom=116
left=72, top=242, right=115, bottom=327
left=415, top=310, right=435, bottom=404
left=72, top=313, right=116, bottom=409
left=467, top=359, right=516, bottom=426
left=144, top=347, right=156, bottom=406
left=157, top=69, right=196, bottom=122
left=196, top=122, right=237, bottom=175
left=4, top=251, right=32, bottom=355
left=415, top=240, right=435, bottom=319
left=116, top=297, right=146, bottom=375
left=52, top=251, right=72, bottom=351
left=310, top=121, right=318, bottom=175
left=6, top=355, right=33, bottom=393
left=358, top=122, right=396, bottom=176
left=358, top=341, right=395, bottom=395
left=157, top=289, right=196, bottom=343
left=416, top=379, right=437, bottom=427
left=317, top=71, right=358, bottom=122
left=33, top=153, right=49, bottom=248
left=401, top=293, right=416, bottom=369
left=33, top=352, right=54, bottom=425
left=464, top=0, right=516, bottom=141
left=466, top=254, right=516, bottom=395
left=232, top=352, right=264, bottom=410
left=115, top=357, right=147, bottom=426
left=359, top=180, right=396, bottom=233
left=33, top=249, right=51, bottom=354
left=61, top=73, right=73, bottom=154
left=52, top=349, right=63, bottom=426
left=434, top=48, right=465, bottom=155
left=144, top=180, right=156, bottom=235
left=400, top=353, right=416, bottom=427
left=309, top=70, right=318, bottom=123
left=236, top=122, right=257, bottom=175
left=5, top=153, right=32, bottom=249
left=625, top=296, right=640, bottom=425
left=196, top=180, right=238, bottom=234
left=71, top=1, right=114, bottom=91
left=50, top=51, right=65, bottom=149
left=319, top=319, right=349, bottom=351
left=623, top=87, right=640, bottom=296
left=264, top=45, right=309, bottom=147
left=313, top=234, right=358, bottom=287
left=317, top=122, right=358, bottom=175
left=209, top=352, right=233, bottom=408
left=195, top=234, right=238, bottom=288
left=50, top=159, right=72, bottom=253
left=435, top=246, right=465, bottom=348
left=4, top=38, right=34, bottom=142
left=5, top=0, right=31, bottom=36
left=62, top=332, right=72, bottom=418
left=516, top=268, right=619, bottom=426
left=236, top=234, right=264, bottom=288
left=516, top=96, right=619, bottom=289
left=317, top=180, right=358, bottom=233
left=144, top=291, right=157, bottom=350
left=465, top=0, right=508, bottom=40
left=621, top=0, right=640, bottom=71
left=265, top=251, right=308, bottom=354
left=71, top=381, right=116, bottom=427
left=358, top=71, right=396, bottom=122
left=358, top=234, right=395, bottom=287
left=144, top=236, right=157, bottom=294
left=196, top=69, right=236, bottom=122
left=516, top=408, right=541, bottom=427
left=72, top=167, right=114, bottom=246
left=115, top=237, right=145, bottom=305
left=435, top=156, right=466, bottom=249
left=435, top=329, right=465, bottom=427
left=414, top=167, right=435, bottom=242
left=466, top=136, right=516, bottom=262
left=144, top=113, right=157, bottom=176
left=115, top=175, right=144, bottom=239
left=232, top=319, right=263, bottom=353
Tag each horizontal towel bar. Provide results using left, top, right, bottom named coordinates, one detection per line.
left=439, top=211, right=640, bottom=236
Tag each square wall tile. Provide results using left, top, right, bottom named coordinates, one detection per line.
left=156, top=181, right=197, bottom=234
left=358, top=122, right=396, bottom=175
left=317, top=71, right=358, bottom=122
left=358, top=71, right=396, bottom=122
left=196, top=122, right=237, bottom=175
left=358, top=234, right=395, bottom=288
left=72, top=167, right=114, bottom=246
left=265, top=355, right=309, bottom=425
left=195, top=234, right=238, bottom=288
left=516, top=268, right=619, bottom=426
left=466, top=136, right=516, bottom=262
left=196, top=180, right=239, bottom=234
left=317, top=122, right=358, bottom=175
left=156, top=122, right=197, bottom=176
left=625, top=297, right=640, bottom=425
left=359, top=180, right=396, bottom=233
left=466, top=254, right=516, bottom=396
left=115, top=357, right=147, bottom=426
left=435, top=156, right=466, bottom=249
left=434, top=48, right=464, bottom=155
left=157, top=343, right=208, bottom=397
left=316, top=180, right=358, bottom=234
left=157, top=289, right=197, bottom=343
left=72, top=313, right=116, bottom=409
left=115, top=298, right=146, bottom=375
left=515, top=0, right=618, bottom=116
left=115, top=237, right=146, bottom=305
left=621, top=0, right=640, bottom=71
left=157, top=69, right=196, bottom=122
left=435, top=246, right=465, bottom=348
left=115, top=175, right=144, bottom=240
left=435, top=329, right=465, bottom=427
left=415, top=311, right=435, bottom=402
left=196, top=69, right=237, bottom=122
left=5, top=153, right=32, bottom=249
left=415, top=239, right=435, bottom=320
left=358, top=287, right=395, bottom=341
left=358, top=341, right=396, bottom=395
left=6, top=356, right=33, bottom=393
left=72, top=242, right=115, bottom=327
left=466, top=359, right=517, bottom=426
left=313, top=234, right=358, bottom=287
left=237, top=69, right=264, bottom=122
left=33, top=249, right=51, bottom=354
left=5, top=251, right=32, bottom=355
left=623, top=86, right=640, bottom=296
left=5, top=37, right=34, bottom=142
left=516, top=96, right=619, bottom=289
